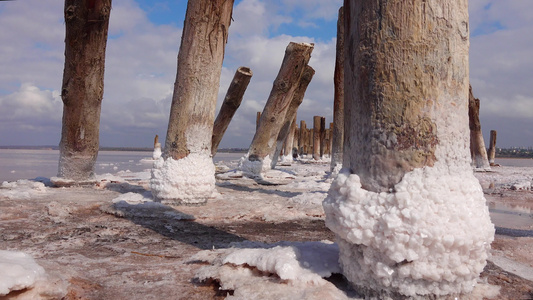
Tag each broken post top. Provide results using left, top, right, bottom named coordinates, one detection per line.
left=246, top=42, right=314, bottom=162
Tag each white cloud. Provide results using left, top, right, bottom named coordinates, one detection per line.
left=470, top=0, right=533, bottom=147
left=1, top=0, right=531, bottom=148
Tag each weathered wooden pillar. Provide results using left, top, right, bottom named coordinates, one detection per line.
left=324, top=1, right=494, bottom=298
left=299, top=120, right=306, bottom=156
left=55, top=0, right=112, bottom=183
left=319, top=117, right=326, bottom=158
left=331, top=6, right=345, bottom=172
left=488, top=130, right=497, bottom=165
left=256, top=112, right=261, bottom=131
left=307, top=128, right=312, bottom=155
left=292, top=123, right=299, bottom=157
left=240, top=42, right=314, bottom=177
left=313, top=116, right=321, bottom=160
left=153, top=134, right=161, bottom=159
left=211, top=66, right=253, bottom=155
left=271, top=65, right=315, bottom=167
left=151, top=0, right=234, bottom=204
left=468, top=85, right=490, bottom=169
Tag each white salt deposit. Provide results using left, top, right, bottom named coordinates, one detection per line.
left=289, top=191, right=327, bottom=205
left=194, top=241, right=351, bottom=299
left=150, top=152, right=218, bottom=204
left=0, top=180, right=47, bottom=199
left=238, top=154, right=273, bottom=179
left=152, top=143, right=162, bottom=160
left=323, top=162, right=495, bottom=297
left=0, top=250, right=45, bottom=296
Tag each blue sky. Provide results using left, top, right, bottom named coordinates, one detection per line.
left=0, top=0, right=532, bottom=148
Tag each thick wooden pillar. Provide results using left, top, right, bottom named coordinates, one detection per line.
left=56, top=0, right=112, bottom=183
left=331, top=6, right=345, bottom=172
left=241, top=42, right=314, bottom=177
left=324, top=1, right=494, bottom=297
left=212, top=66, right=253, bottom=155
left=151, top=0, right=234, bottom=204
left=468, top=85, right=490, bottom=169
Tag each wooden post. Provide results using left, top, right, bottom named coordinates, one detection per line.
left=292, top=124, right=299, bottom=157
left=271, top=65, right=315, bottom=168
left=241, top=42, right=314, bottom=176
left=319, top=117, right=326, bottom=158
left=55, top=0, right=112, bottom=183
left=324, top=1, right=494, bottom=297
left=211, top=66, right=253, bottom=155
left=291, top=120, right=298, bottom=158
left=488, top=130, right=497, bottom=165
left=468, top=85, right=490, bottom=169
left=331, top=6, right=345, bottom=172
left=313, top=116, right=321, bottom=160
left=307, top=127, right=312, bottom=156
left=153, top=134, right=162, bottom=160
left=256, top=112, right=261, bottom=131
left=152, top=0, right=234, bottom=204
left=299, top=120, right=306, bottom=156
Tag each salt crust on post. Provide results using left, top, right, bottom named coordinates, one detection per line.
left=323, top=160, right=495, bottom=297
left=150, top=153, right=218, bottom=205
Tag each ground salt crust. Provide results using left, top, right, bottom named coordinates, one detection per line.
left=150, top=153, right=218, bottom=204
left=0, top=250, right=45, bottom=296
left=323, top=164, right=495, bottom=297
left=194, top=241, right=351, bottom=300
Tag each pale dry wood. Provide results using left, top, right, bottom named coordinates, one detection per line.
left=246, top=42, right=314, bottom=163
left=331, top=6, right=345, bottom=171
left=469, top=85, right=490, bottom=169
left=211, top=66, right=253, bottom=155
left=58, top=0, right=112, bottom=181
left=164, top=0, right=234, bottom=160
left=271, top=65, right=315, bottom=167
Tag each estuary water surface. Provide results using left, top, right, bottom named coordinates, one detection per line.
left=0, top=149, right=243, bottom=182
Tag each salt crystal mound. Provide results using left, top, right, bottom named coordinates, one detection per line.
left=323, top=163, right=495, bottom=297
left=152, top=145, right=162, bottom=160
left=0, top=250, right=46, bottom=296
left=150, top=153, right=218, bottom=204
left=0, top=180, right=47, bottom=200
left=194, top=241, right=350, bottom=300
left=238, top=154, right=273, bottom=179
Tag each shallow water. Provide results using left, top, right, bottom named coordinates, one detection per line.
left=0, top=149, right=243, bottom=182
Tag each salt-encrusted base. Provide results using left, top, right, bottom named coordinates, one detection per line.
left=238, top=154, right=273, bottom=179
left=323, top=163, right=495, bottom=297
left=150, top=153, right=218, bottom=205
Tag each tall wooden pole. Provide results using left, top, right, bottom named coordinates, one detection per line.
left=271, top=65, right=315, bottom=168
left=488, top=130, right=497, bottom=165
left=151, top=0, right=234, bottom=204
left=324, top=1, right=494, bottom=297
left=56, top=0, right=112, bottom=183
left=312, top=116, right=321, bottom=160
left=299, top=120, right=306, bottom=156
left=331, top=6, right=345, bottom=172
left=319, top=117, right=326, bottom=158
left=241, top=42, right=314, bottom=177
left=211, top=66, right=253, bottom=155
left=256, top=112, right=261, bottom=131
left=468, top=85, right=490, bottom=169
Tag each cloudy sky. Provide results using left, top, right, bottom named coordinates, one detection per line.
left=0, top=0, right=531, bottom=149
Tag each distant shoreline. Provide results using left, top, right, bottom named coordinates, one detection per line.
left=0, top=145, right=247, bottom=153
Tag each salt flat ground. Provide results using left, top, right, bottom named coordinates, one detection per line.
left=0, top=158, right=532, bottom=299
